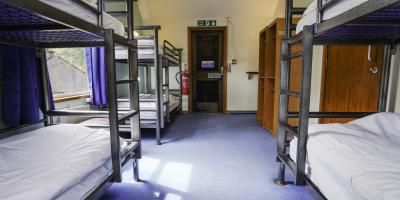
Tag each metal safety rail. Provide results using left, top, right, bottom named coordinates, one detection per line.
left=0, top=0, right=141, bottom=198
left=275, top=0, right=400, bottom=199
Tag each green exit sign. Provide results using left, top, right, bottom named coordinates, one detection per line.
left=198, top=20, right=217, bottom=27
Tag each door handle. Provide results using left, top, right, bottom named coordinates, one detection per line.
left=368, top=45, right=371, bottom=61
left=369, top=67, right=379, bottom=74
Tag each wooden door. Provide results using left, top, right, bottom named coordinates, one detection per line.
left=320, top=45, right=383, bottom=123
left=191, top=30, right=225, bottom=112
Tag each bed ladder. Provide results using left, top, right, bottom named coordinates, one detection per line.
left=103, top=0, right=141, bottom=182
left=275, top=0, right=311, bottom=186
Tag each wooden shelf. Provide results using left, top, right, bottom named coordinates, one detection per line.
left=246, top=71, right=259, bottom=80
left=257, top=18, right=301, bottom=136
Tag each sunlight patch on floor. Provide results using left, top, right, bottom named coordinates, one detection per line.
left=156, top=162, right=193, bottom=192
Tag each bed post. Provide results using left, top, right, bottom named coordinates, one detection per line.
left=104, top=29, right=122, bottom=182
left=145, top=65, right=151, bottom=93
left=296, top=25, right=314, bottom=186
left=275, top=39, right=290, bottom=186
left=127, top=0, right=141, bottom=181
left=97, top=0, right=104, bottom=27
left=378, top=45, right=393, bottom=112
left=38, top=48, right=53, bottom=126
left=154, top=28, right=162, bottom=145
left=275, top=0, right=294, bottom=186
left=165, top=58, right=171, bottom=123
left=285, top=0, right=293, bottom=39
left=178, top=48, right=183, bottom=112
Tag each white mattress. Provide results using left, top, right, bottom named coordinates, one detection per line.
left=115, top=39, right=161, bottom=60
left=290, top=113, right=400, bottom=200
left=56, top=164, right=111, bottom=200
left=39, top=0, right=125, bottom=36
left=0, top=124, right=125, bottom=200
left=80, top=94, right=180, bottom=126
left=296, top=0, right=368, bottom=34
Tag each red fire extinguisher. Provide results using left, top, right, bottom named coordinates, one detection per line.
left=181, top=70, right=190, bottom=95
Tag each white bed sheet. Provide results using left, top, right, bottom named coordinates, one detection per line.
left=56, top=140, right=129, bottom=200
left=296, top=0, right=368, bottom=34
left=39, top=0, right=125, bottom=36
left=123, top=94, right=180, bottom=120
left=115, top=39, right=161, bottom=60
left=290, top=113, right=400, bottom=200
left=0, top=124, right=115, bottom=200
left=56, top=164, right=111, bottom=200
left=80, top=94, right=180, bottom=125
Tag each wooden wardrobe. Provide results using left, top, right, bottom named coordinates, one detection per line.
left=257, top=18, right=301, bottom=135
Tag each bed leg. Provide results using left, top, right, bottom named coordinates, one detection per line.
left=156, top=127, right=162, bottom=145
left=274, top=162, right=287, bottom=186
left=133, top=157, right=140, bottom=182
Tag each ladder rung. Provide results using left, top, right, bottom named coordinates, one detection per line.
left=288, top=34, right=303, bottom=45
left=136, top=35, right=155, bottom=40
left=118, top=110, right=139, bottom=124
left=107, top=11, right=127, bottom=17
left=163, top=101, right=169, bottom=105
left=139, top=99, right=157, bottom=102
left=290, top=51, right=303, bottom=59
left=281, top=90, right=301, bottom=97
left=116, top=79, right=137, bottom=84
left=163, top=84, right=169, bottom=87
left=283, top=51, right=303, bottom=60
left=277, top=152, right=296, bottom=173
left=280, top=122, right=299, bottom=135
left=138, top=45, right=155, bottom=49
left=290, top=7, right=307, bottom=15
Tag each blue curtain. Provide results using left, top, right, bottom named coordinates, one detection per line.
left=85, top=47, right=108, bottom=106
left=0, top=44, right=54, bottom=128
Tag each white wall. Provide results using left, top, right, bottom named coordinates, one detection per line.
left=143, top=17, right=274, bottom=111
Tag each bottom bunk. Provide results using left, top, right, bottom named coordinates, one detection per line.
left=80, top=94, right=181, bottom=130
left=0, top=124, right=137, bottom=200
left=130, top=93, right=180, bottom=122
left=289, top=113, right=400, bottom=200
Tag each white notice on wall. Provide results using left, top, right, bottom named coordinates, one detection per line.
left=201, top=61, right=214, bottom=69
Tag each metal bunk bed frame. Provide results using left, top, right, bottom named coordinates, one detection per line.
left=130, top=26, right=183, bottom=145
left=0, top=0, right=141, bottom=199
left=275, top=0, right=400, bottom=199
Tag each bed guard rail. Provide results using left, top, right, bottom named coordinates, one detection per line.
left=47, top=110, right=139, bottom=124
left=163, top=40, right=182, bottom=66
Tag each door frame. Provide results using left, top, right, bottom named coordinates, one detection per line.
left=187, top=26, right=228, bottom=113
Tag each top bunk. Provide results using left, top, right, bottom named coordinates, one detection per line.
left=115, top=26, right=183, bottom=67
left=294, top=0, right=400, bottom=44
left=0, top=0, right=135, bottom=49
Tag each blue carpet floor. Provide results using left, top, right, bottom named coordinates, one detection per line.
left=101, top=113, right=316, bottom=200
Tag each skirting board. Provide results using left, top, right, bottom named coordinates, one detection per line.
left=228, top=111, right=257, bottom=114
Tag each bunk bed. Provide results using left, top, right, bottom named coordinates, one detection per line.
left=0, top=0, right=140, bottom=199
left=275, top=0, right=400, bottom=199
left=82, top=27, right=183, bottom=145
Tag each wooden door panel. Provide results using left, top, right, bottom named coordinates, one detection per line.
left=191, top=30, right=224, bottom=112
left=321, top=45, right=383, bottom=123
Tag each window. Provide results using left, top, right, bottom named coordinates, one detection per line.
left=46, top=48, right=90, bottom=102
